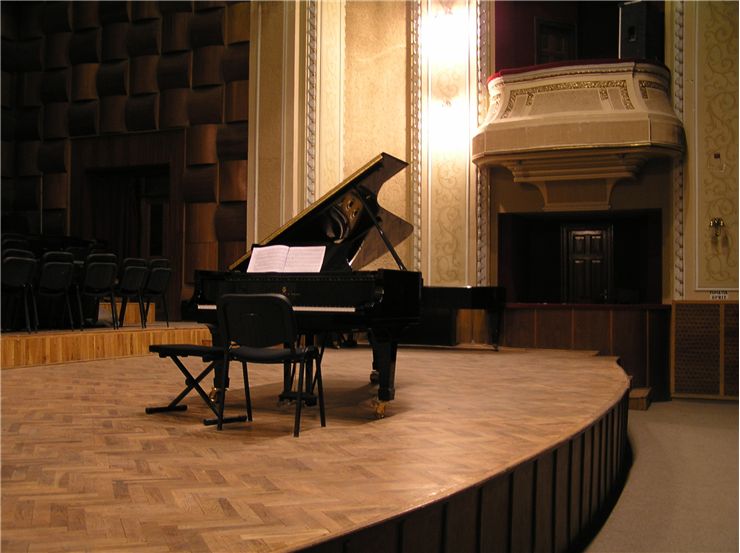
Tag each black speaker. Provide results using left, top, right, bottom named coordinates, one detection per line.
left=619, top=1, right=664, bottom=62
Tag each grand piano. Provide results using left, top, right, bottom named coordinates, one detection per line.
left=184, top=152, right=422, bottom=416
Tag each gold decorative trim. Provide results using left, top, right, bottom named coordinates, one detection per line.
left=500, top=80, right=634, bottom=118
left=639, top=79, right=669, bottom=99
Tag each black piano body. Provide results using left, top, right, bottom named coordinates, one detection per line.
left=184, top=153, right=422, bottom=411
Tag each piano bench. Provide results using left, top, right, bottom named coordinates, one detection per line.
left=146, top=343, right=250, bottom=428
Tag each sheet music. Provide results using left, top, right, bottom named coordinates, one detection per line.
left=247, top=245, right=325, bottom=273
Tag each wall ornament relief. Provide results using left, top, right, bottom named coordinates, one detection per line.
left=305, top=0, right=318, bottom=207
left=673, top=1, right=685, bottom=299
left=410, top=0, right=423, bottom=273
left=476, top=0, right=490, bottom=286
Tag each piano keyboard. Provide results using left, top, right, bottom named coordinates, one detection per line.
left=196, top=304, right=357, bottom=313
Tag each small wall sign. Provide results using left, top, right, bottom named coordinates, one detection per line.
left=709, top=290, right=728, bottom=300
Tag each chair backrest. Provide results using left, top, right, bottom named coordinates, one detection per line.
left=148, top=257, right=170, bottom=268
left=42, top=251, right=74, bottom=264
left=1, top=256, right=37, bottom=288
left=118, top=257, right=147, bottom=280
left=82, top=262, right=117, bottom=291
left=142, top=266, right=171, bottom=294
left=218, top=293, right=297, bottom=349
left=86, top=253, right=117, bottom=265
left=117, top=264, right=148, bottom=293
left=37, top=261, right=75, bottom=292
left=64, top=245, right=90, bottom=261
left=2, top=248, right=35, bottom=260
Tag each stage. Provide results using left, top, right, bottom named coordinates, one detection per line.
left=1, top=338, right=630, bottom=552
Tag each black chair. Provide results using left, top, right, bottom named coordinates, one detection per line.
left=146, top=343, right=250, bottom=428
left=76, top=260, right=119, bottom=329
left=36, top=258, right=77, bottom=330
left=218, top=293, right=326, bottom=436
left=114, top=258, right=148, bottom=328
left=2, top=248, right=35, bottom=260
left=141, top=265, right=171, bottom=327
left=1, top=256, right=38, bottom=332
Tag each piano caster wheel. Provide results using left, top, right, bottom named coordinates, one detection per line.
left=372, top=399, right=387, bottom=419
left=369, top=370, right=379, bottom=385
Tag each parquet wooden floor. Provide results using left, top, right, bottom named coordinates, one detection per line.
left=1, top=346, right=629, bottom=552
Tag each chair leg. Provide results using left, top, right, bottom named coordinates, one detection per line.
left=162, top=295, right=169, bottom=327
left=293, top=360, right=305, bottom=437
left=143, top=301, right=151, bottom=328
left=75, top=286, right=85, bottom=330
left=118, top=297, right=128, bottom=328
left=109, top=292, right=119, bottom=329
left=22, top=288, right=31, bottom=333
left=64, top=294, right=74, bottom=330
left=241, top=361, right=253, bottom=421
left=29, top=287, right=39, bottom=332
left=137, top=295, right=146, bottom=328
left=315, top=358, right=326, bottom=427
left=216, top=355, right=229, bottom=431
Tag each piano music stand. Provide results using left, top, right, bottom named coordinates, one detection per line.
left=146, top=343, right=251, bottom=427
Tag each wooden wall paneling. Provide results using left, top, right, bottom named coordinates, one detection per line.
left=19, top=71, right=43, bottom=107
left=45, top=32, right=72, bottom=69
left=132, top=2, right=161, bottom=22
left=1, top=40, right=17, bottom=73
left=71, top=63, right=99, bottom=101
left=9, top=176, right=41, bottom=209
left=533, top=453, right=554, bottom=553
left=42, top=173, right=69, bottom=209
left=611, top=309, right=647, bottom=388
left=182, top=164, right=218, bottom=202
left=195, top=2, right=226, bottom=12
left=125, top=93, right=159, bottom=131
left=72, top=2, right=99, bottom=32
left=344, top=523, right=399, bottom=553
left=101, top=23, right=129, bottom=62
left=130, top=55, right=159, bottom=95
left=673, top=303, right=721, bottom=396
left=537, top=308, right=573, bottom=349
left=188, top=85, right=223, bottom=125
left=16, top=38, right=44, bottom=71
left=187, top=124, right=218, bottom=165
left=226, top=2, right=250, bottom=45
left=224, top=80, right=248, bottom=122
left=216, top=122, right=247, bottom=160
left=400, top=504, right=444, bottom=553
left=158, top=2, right=195, bottom=15
left=192, top=45, right=224, bottom=87
left=219, top=159, right=247, bottom=201
left=184, top=241, right=218, bottom=283
left=724, top=304, right=738, bottom=397
left=1, top=142, right=14, bottom=176
left=162, top=12, right=192, bottom=54
left=69, top=29, right=101, bottom=64
left=647, top=308, right=671, bottom=399
left=190, top=8, right=225, bottom=48
left=14, top=4, right=43, bottom=39
left=157, top=52, right=191, bottom=90
left=15, top=107, right=42, bottom=141
left=218, top=240, right=246, bottom=269
left=214, top=202, right=246, bottom=242
left=159, top=88, right=189, bottom=128
left=38, top=139, right=69, bottom=173
left=2, top=71, right=13, bottom=107
left=501, top=308, right=536, bottom=348
left=127, top=20, right=161, bottom=57
left=1, top=109, right=14, bottom=142
left=41, top=69, right=70, bottom=103
left=553, top=443, right=570, bottom=553
left=222, top=42, right=249, bottom=83
left=99, top=1, right=131, bottom=25
left=573, top=309, right=610, bottom=353
left=569, top=432, right=584, bottom=543
left=97, top=60, right=129, bottom=97
left=511, top=463, right=535, bottom=553
left=15, top=141, right=41, bottom=176
left=68, top=100, right=99, bottom=136
left=480, top=473, right=511, bottom=553
left=185, top=202, right=217, bottom=243
left=443, top=488, right=479, bottom=552
left=99, top=95, right=128, bottom=133
left=41, top=2, right=72, bottom=34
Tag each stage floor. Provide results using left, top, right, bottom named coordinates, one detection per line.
left=1, top=346, right=629, bottom=552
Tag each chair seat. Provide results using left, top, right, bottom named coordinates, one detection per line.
left=149, top=343, right=224, bottom=361
left=230, top=344, right=318, bottom=363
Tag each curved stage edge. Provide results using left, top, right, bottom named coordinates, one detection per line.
left=302, top=349, right=631, bottom=553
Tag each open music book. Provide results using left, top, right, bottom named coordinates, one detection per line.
left=246, top=245, right=326, bottom=273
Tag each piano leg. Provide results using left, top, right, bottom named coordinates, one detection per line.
left=368, top=330, right=398, bottom=418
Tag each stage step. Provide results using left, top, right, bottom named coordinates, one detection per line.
left=629, top=386, right=652, bottom=410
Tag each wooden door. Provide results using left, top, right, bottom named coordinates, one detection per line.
left=562, top=225, right=613, bottom=303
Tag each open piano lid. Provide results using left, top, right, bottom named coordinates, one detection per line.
left=229, top=152, right=412, bottom=272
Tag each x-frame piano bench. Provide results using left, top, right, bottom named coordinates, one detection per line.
left=146, top=343, right=250, bottom=428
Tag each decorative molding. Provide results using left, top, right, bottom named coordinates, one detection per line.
left=305, top=0, right=318, bottom=206
left=639, top=79, right=669, bottom=99
left=673, top=0, right=685, bottom=298
left=476, top=0, right=489, bottom=286
left=410, top=0, right=422, bottom=273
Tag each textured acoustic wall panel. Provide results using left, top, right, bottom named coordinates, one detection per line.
left=216, top=122, right=247, bottom=160
left=224, top=80, right=248, bottom=122
left=1, top=142, right=14, bottom=176
left=9, top=177, right=41, bottom=209
left=17, top=39, right=44, bottom=71
left=192, top=45, right=224, bottom=87
left=15, top=107, right=42, bottom=141
left=188, top=85, right=223, bottom=125
left=182, top=165, right=218, bottom=202
left=68, top=100, right=99, bottom=136
left=42, top=173, right=69, bottom=209
left=15, top=141, right=41, bottom=176
left=102, top=23, right=129, bottom=61
left=222, top=43, right=249, bottom=82
left=99, top=95, right=127, bottom=133
left=162, top=13, right=191, bottom=53
left=97, top=61, right=129, bottom=97
left=41, top=2, right=72, bottom=33
left=130, top=55, right=159, bottom=95
left=157, top=52, right=191, bottom=89
left=190, top=9, right=225, bottom=48
left=185, top=202, right=218, bottom=242
left=38, top=140, right=69, bottom=173
left=219, top=240, right=247, bottom=270
left=127, top=20, right=161, bottom=57
left=1, top=110, right=15, bottom=142
left=41, top=69, right=70, bottom=103
left=159, top=88, right=189, bottom=128
left=214, top=202, right=246, bottom=241
left=1, top=40, right=17, bottom=72
left=196, top=2, right=226, bottom=12
left=184, top=241, right=218, bottom=283
left=69, top=29, right=101, bottom=64
left=674, top=303, right=721, bottom=395
left=72, top=63, right=99, bottom=101
left=131, top=2, right=160, bottom=23
left=226, top=3, right=250, bottom=45
left=72, top=2, right=99, bottom=32
left=219, top=160, right=247, bottom=201
left=187, top=124, right=218, bottom=165
left=99, top=2, right=130, bottom=25
left=159, top=2, right=195, bottom=14
left=45, top=33, right=71, bottom=69
left=125, top=93, right=158, bottom=131
left=1, top=72, right=13, bottom=107
left=19, top=72, right=43, bottom=107
left=724, top=304, right=738, bottom=397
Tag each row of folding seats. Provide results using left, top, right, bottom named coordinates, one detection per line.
left=0, top=249, right=171, bottom=333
